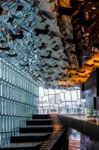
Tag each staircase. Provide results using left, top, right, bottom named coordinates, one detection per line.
left=0, top=114, right=53, bottom=150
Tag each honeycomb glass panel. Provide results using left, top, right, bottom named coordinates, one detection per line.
left=0, top=59, right=39, bottom=147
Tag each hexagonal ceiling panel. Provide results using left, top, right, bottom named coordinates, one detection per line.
left=1, top=0, right=98, bottom=88
left=0, top=0, right=78, bottom=88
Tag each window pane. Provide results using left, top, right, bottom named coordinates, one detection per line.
left=49, top=89, right=54, bottom=94
left=60, top=93, right=65, bottom=101
left=65, top=91, right=71, bottom=101
left=39, top=87, right=44, bottom=97
left=71, top=91, right=77, bottom=101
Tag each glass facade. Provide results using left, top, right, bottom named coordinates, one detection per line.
left=0, top=59, right=39, bottom=147
left=39, top=87, right=86, bottom=115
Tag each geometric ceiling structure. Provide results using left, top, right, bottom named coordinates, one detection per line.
left=0, top=0, right=99, bottom=88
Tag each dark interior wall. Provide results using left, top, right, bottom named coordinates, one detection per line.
left=96, top=69, right=99, bottom=97
left=81, top=69, right=99, bottom=110
left=96, top=69, right=99, bottom=110
left=80, top=134, right=99, bottom=150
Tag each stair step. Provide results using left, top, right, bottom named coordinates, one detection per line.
left=0, top=114, right=53, bottom=149
left=19, top=126, right=53, bottom=133
left=18, top=133, right=50, bottom=136
left=26, top=119, right=52, bottom=126
left=0, top=143, right=41, bottom=150
left=11, top=134, right=50, bottom=143
left=32, top=114, right=50, bottom=119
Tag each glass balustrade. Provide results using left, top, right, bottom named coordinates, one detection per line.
left=0, top=58, right=39, bottom=147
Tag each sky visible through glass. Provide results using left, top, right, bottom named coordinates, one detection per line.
left=39, top=87, right=86, bottom=114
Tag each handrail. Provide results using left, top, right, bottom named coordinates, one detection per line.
left=39, top=127, right=67, bottom=150
left=59, top=115, right=99, bottom=141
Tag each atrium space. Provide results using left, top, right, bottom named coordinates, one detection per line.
left=0, top=0, right=99, bottom=150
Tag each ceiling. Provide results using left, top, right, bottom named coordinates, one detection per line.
left=0, top=0, right=99, bottom=88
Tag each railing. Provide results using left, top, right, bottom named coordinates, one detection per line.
left=38, top=105, right=86, bottom=116
left=0, top=59, right=39, bottom=147
left=39, top=127, right=67, bottom=150
left=59, top=115, right=99, bottom=142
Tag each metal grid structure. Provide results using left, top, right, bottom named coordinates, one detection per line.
left=39, top=87, right=86, bottom=115
left=0, top=58, right=39, bottom=147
